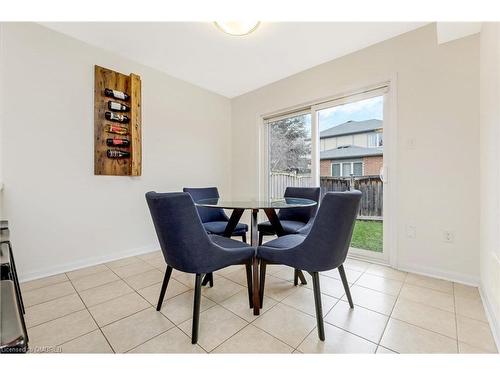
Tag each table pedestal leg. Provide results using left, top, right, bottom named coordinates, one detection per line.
left=263, top=208, right=307, bottom=285
left=251, top=209, right=260, bottom=315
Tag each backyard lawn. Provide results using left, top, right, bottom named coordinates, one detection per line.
left=351, top=219, right=383, bottom=252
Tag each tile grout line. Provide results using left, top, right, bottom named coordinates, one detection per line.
left=453, top=283, right=459, bottom=353
left=97, top=303, right=153, bottom=329
left=23, top=265, right=128, bottom=330
left=24, top=256, right=495, bottom=353
left=402, top=282, right=489, bottom=325
left=113, top=266, right=241, bottom=352
left=203, top=305, right=253, bottom=353
left=395, top=294, right=457, bottom=315
left=20, top=277, right=70, bottom=294
left=25, top=299, right=87, bottom=330
left=23, top=289, right=77, bottom=310
left=292, top=291, right=344, bottom=352
left=208, top=289, right=307, bottom=353
left=60, top=273, right=116, bottom=353
left=27, top=328, right=102, bottom=354
left=386, top=316, right=458, bottom=343
left=347, top=280, right=472, bottom=320
left=175, top=270, right=280, bottom=353
left=122, top=268, right=251, bottom=354
left=379, top=275, right=472, bottom=351
left=124, top=325, right=208, bottom=354
left=249, top=301, right=307, bottom=352
left=375, top=271, right=407, bottom=351
left=292, top=264, right=368, bottom=352
left=291, top=265, right=386, bottom=353
left=73, top=275, right=127, bottom=294
left=92, top=264, right=178, bottom=352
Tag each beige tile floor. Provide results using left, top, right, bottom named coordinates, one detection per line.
left=22, top=252, right=498, bottom=354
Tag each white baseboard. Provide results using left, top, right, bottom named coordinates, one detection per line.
left=19, top=243, right=160, bottom=283
left=479, top=284, right=500, bottom=351
left=395, top=262, right=480, bottom=286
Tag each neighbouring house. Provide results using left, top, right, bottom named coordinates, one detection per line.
left=320, top=119, right=383, bottom=177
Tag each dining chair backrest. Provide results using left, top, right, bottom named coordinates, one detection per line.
left=182, top=187, right=228, bottom=223
left=278, top=187, right=321, bottom=223
left=300, top=190, right=361, bottom=271
left=145, top=191, right=214, bottom=273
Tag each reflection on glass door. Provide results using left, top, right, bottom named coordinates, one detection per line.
left=316, top=95, right=385, bottom=257
left=267, top=112, right=312, bottom=200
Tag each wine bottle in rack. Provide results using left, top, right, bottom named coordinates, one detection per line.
left=105, top=111, right=129, bottom=123
left=105, top=124, right=128, bottom=135
left=107, top=149, right=130, bottom=159
left=104, top=88, right=130, bottom=101
left=106, top=138, right=130, bottom=147
left=108, top=101, right=130, bottom=112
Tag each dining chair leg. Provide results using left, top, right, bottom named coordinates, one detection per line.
left=258, top=232, right=264, bottom=246
left=338, top=264, right=354, bottom=308
left=297, top=270, right=308, bottom=285
left=156, top=265, right=173, bottom=311
left=202, top=272, right=214, bottom=287
left=242, top=233, right=247, bottom=243
left=294, top=269, right=299, bottom=286
left=245, top=262, right=253, bottom=308
left=311, top=272, right=325, bottom=341
left=192, top=273, right=202, bottom=344
left=259, top=261, right=267, bottom=308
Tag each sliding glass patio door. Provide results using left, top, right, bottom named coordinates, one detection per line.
left=313, top=87, right=388, bottom=262
left=263, top=83, right=392, bottom=263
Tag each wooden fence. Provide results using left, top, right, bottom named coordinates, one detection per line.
left=320, top=175, right=383, bottom=218
left=269, top=173, right=383, bottom=218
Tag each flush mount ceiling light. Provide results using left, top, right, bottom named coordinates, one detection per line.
left=214, top=21, right=260, bottom=36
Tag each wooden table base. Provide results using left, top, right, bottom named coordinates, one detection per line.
left=250, top=209, right=260, bottom=315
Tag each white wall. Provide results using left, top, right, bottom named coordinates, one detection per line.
left=231, top=24, right=480, bottom=284
left=0, top=23, right=232, bottom=280
left=0, top=22, right=486, bottom=292
left=479, top=22, right=500, bottom=346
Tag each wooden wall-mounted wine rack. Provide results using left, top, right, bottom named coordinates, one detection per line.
left=94, top=65, right=142, bottom=176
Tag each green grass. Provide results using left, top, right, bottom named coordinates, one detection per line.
left=350, top=220, right=383, bottom=253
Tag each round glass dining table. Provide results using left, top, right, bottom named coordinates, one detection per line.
left=195, top=197, right=317, bottom=315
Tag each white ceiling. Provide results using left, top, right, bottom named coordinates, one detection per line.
left=42, top=22, right=428, bottom=98
left=436, top=22, right=482, bottom=44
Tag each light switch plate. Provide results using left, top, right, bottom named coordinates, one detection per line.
left=406, top=225, right=416, bottom=239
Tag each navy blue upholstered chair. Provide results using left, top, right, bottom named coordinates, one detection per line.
left=257, top=190, right=361, bottom=341
left=146, top=191, right=255, bottom=344
left=258, top=187, right=321, bottom=245
left=183, top=187, right=248, bottom=242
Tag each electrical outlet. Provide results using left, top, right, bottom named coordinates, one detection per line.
left=406, top=138, right=417, bottom=150
left=406, top=225, right=416, bottom=239
left=443, top=230, right=454, bottom=243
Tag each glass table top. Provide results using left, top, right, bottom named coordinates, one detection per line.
left=195, top=197, right=317, bottom=210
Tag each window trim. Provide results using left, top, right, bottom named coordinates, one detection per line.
left=367, top=132, right=383, bottom=148
left=331, top=163, right=341, bottom=177
left=331, top=160, right=364, bottom=177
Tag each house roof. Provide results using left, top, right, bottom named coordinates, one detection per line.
left=320, top=145, right=383, bottom=160
left=320, top=119, right=383, bottom=138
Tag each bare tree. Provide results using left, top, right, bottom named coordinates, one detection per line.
left=269, top=115, right=311, bottom=174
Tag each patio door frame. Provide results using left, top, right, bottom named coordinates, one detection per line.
left=259, top=75, right=398, bottom=267
left=311, top=85, right=391, bottom=264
